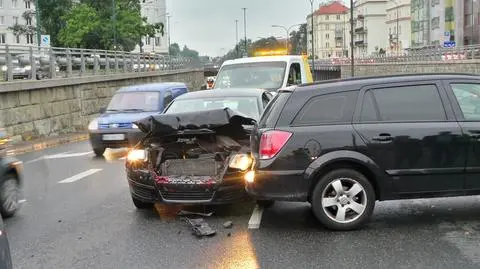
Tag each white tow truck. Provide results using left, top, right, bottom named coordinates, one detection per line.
left=213, top=53, right=314, bottom=93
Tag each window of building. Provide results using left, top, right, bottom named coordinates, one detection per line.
left=451, top=83, right=480, bottom=121
left=13, top=16, right=18, bottom=24
left=389, top=27, right=391, bottom=34
left=0, top=0, right=3, bottom=8
left=155, top=37, right=161, bottom=46
left=336, top=15, right=340, bottom=20
left=361, top=85, right=446, bottom=122
left=292, top=91, right=358, bottom=125
left=11, top=0, right=17, bottom=8
left=325, top=15, right=329, bottom=20
left=0, top=16, right=4, bottom=25
left=26, top=34, right=33, bottom=44
left=24, top=0, right=30, bottom=8
left=326, top=33, right=329, bottom=39
left=26, top=17, right=32, bottom=25
left=0, top=34, right=5, bottom=44
left=326, top=42, right=329, bottom=48
left=431, top=17, right=440, bottom=29
left=325, top=24, right=329, bottom=30
left=15, top=35, right=19, bottom=43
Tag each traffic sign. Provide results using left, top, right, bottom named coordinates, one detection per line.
left=443, top=41, right=456, bottom=48
left=40, top=35, right=50, bottom=47
left=444, top=31, right=450, bottom=36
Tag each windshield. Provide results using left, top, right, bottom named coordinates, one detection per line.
left=106, top=91, right=160, bottom=112
left=213, top=61, right=287, bottom=90
left=165, top=96, right=260, bottom=120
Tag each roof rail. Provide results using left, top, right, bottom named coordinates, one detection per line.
left=300, top=73, right=480, bottom=87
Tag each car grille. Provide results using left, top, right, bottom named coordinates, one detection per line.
left=159, top=187, right=215, bottom=201
left=99, top=123, right=132, bottom=129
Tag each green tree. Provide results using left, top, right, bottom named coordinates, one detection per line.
left=289, top=23, right=307, bottom=55
left=169, top=43, right=181, bottom=56
left=181, top=45, right=199, bottom=58
left=60, top=0, right=164, bottom=51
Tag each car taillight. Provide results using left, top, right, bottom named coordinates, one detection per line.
left=259, top=130, right=292, bottom=160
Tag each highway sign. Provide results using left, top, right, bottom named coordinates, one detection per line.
left=40, top=35, right=50, bottom=47
left=443, top=41, right=456, bottom=48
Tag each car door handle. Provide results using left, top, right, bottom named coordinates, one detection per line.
left=372, top=133, right=393, bottom=142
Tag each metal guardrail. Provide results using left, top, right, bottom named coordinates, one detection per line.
left=311, top=45, right=480, bottom=66
left=0, top=45, right=202, bottom=82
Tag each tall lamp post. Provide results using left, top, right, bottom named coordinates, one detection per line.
left=235, top=19, right=239, bottom=57
left=309, top=0, right=315, bottom=80
left=35, top=0, right=40, bottom=47
left=167, top=14, right=171, bottom=55
left=242, top=8, right=247, bottom=56
left=350, top=0, right=354, bottom=77
left=112, top=0, right=117, bottom=49
left=271, top=24, right=303, bottom=53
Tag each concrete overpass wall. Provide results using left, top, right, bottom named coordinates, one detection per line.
left=340, top=60, right=480, bottom=78
left=0, top=69, right=204, bottom=141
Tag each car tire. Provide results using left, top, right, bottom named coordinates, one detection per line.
left=132, top=196, right=154, bottom=209
left=0, top=174, right=21, bottom=218
left=256, top=200, right=275, bottom=208
left=93, top=147, right=106, bottom=157
left=311, top=168, right=375, bottom=231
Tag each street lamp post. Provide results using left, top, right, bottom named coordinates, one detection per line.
left=272, top=24, right=303, bottom=53
left=167, top=15, right=171, bottom=55
left=309, top=0, right=315, bottom=80
left=350, top=0, right=355, bottom=77
left=112, top=0, right=117, bottom=50
left=235, top=19, right=239, bottom=57
left=35, top=0, right=40, bottom=47
left=242, top=8, right=247, bottom=56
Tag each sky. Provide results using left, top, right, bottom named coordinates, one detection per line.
left=165, top=0, right=326, bottom=57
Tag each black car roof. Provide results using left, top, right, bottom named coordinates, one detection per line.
left=291, top=73, right=480, bottom=94
left=175, top=88, right=267, bottom=100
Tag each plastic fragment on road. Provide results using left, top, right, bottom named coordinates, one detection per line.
left=184, top=217, right=216, bottom=238
left=177, top=210, right=214, bottom=217
left=223, top=221, right=233, bottom=228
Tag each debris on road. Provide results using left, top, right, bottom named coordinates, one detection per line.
left=177, top=210, right=214, bottom=217
left=184, top=217, right=216, bottom=238
left=223, top=221, right=233, bottom=229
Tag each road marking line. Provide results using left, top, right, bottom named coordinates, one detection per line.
left=45, top=151, right=93, bottom=159
left=248, top=204, right=264, bottom=229
left=58, top=169, right=103, bottom=184
left=18, top=199, right=26, bottom=204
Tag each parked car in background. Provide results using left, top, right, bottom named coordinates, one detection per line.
left=246, top=73, right=480, bottom=231
left=88, top=82, right=189, bottom=156
left=125, top=89, right=273, bottom=209
left=0, top=129, right=23, bottom=218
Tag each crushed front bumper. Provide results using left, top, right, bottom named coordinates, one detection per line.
left=126, top=168, right=250, bottom=205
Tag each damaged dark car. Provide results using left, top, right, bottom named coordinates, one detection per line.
left=125, top=89, right=273, bottom=208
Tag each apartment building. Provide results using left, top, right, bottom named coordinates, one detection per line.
left=133, top=0, right=169, bottom=54
left=462, top=0, right=480, bottom=45
left=410, top=0, right=463, bottom=48
left=353, top=0, right=388, bottom=57
left=386, top=0, right=411, bottom=55
left=0, top=0, right=37, bottom=46
left=307, top=1, right=350, bottom=59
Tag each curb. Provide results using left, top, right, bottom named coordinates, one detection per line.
left=7, top=133, right=89, bottom=156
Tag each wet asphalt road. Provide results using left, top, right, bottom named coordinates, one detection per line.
left=5, top=141, right=480, bottom=269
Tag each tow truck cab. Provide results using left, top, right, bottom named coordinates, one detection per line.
left=213, top=55, right=313, bottom=93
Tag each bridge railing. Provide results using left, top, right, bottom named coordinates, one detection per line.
left=310, top=44, right=480, bottom=67
left=0, top=44, right=202, bottom=82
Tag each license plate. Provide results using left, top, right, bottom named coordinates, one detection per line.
left=102, top=134, right=125, bottom=141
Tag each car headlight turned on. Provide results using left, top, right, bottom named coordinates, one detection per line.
left=229, top=153, right=253, bottom=171
left=127, top=149, right=147, bottom=162
left=87, top=119, right=98, bottom=130
left=245, top=170, right=255, bottom=183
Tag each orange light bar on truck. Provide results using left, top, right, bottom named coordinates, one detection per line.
left=253, top=49, right=288, bottom=57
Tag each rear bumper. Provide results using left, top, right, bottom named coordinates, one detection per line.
left=126, top=168, right=250, bottom=205
left=245, top=169, right=308, bottom=202
left=89, top=129, right=144, bottom=149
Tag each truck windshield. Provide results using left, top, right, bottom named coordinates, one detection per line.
left=213, top=61, right=287, bottom=91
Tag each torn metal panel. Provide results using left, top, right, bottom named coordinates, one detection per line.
left=184, top=217, right=216, bottom=237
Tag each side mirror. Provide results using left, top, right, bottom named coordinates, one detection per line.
left=99, top=107, right=106, bottom=114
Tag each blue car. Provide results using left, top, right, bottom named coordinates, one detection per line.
left=87, top=82, right=189, bottom=156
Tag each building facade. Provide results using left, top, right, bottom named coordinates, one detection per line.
left=353, top=0, right=388, bottom=57
left=386, top=0, right=411, bottom=55
left=133, top=0, right=169, bottom=54
left=462, top=0, right=480, bottom=45
left=307, top=1, right=350, bottom=59
left=410, top=0, right=464, bottom=49
left=0, top=0, right=38, bottom=46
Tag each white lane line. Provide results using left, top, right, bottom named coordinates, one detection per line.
left=58, top=169, right=103, bottom=184
left=24, top=151, right=71, bottom=164
left=248, top=204, right=264, bottom=229
left=45, top=151, right=93, bottom=159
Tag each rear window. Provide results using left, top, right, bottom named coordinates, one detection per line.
left=258, top=91, right=291, bottom=128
